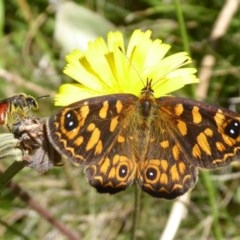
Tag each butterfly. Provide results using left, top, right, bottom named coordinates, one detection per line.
left=46, top=80, right=240, bottom=199
left=0, top=93, right=38, bottom=130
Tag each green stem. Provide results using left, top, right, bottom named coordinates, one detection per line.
left=174, top=0, right=190, bottom=55
left=131, top=186, right=142, bottom=240
left=0, top=161, right=26, bottom=191
left=174, top=0, right=197, bottom=99
left=201, top=171, right=222, bottom=240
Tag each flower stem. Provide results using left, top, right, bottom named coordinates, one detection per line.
left=131, top=185, right=142, bottom=240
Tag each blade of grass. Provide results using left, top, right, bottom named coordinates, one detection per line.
left=201, top=171, right=222, bottom=239
left=0, top=161, right=26, bottom=191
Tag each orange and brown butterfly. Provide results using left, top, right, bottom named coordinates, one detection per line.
left=47, top=80, right=240, bottom=199
left=0, top=93, right=38, bottom=130
left=46, top=29, right=240, bottom=199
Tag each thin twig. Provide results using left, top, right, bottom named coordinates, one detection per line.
left=1, top=176, right=81, bottom=240
left=0, top=68, right=55, bottom=96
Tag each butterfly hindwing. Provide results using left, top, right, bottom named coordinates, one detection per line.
left=85, top=130, right=137, bottom=194
left=139, top=140, right=198, bottom=199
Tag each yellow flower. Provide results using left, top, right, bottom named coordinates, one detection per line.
left=55, top=29, right=199, bottom=106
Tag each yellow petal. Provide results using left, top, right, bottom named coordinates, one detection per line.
left=56, top=29, right=199, bottom=106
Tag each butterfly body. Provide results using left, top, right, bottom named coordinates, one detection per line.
left=47, top=82, right=240, bottom=199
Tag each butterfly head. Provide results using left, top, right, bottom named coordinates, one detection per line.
left=139, top=79, right=157, bottom=118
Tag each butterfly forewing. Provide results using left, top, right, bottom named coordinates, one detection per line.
left=47, top=94, right=138, bottom=166
left=157, top=96, right=240, bottom=168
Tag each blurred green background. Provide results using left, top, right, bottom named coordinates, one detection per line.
left=0, top=0, right=240, bottom=239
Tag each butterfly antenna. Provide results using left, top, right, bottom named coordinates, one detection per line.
left=150, top=58, right=189, bottom=90
left=118, top=46, right=146, bottom=87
